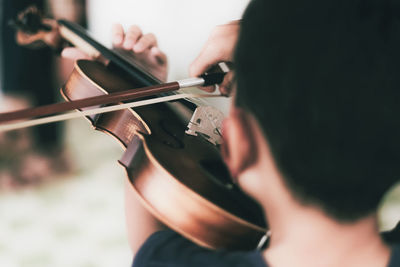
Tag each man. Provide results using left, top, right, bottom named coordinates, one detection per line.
left=131, top=0, right=400, bottom=266
left=62, top=0, right=400, bottom=265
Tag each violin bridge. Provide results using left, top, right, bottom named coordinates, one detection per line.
left=185, top=106, right=225, bottom=146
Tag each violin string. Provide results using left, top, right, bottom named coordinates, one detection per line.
left=212, top=121, right=222, bottom=137
left=180, top=86, right=219, bottom=107
left=179, top=86, right=226, bottom=137
left=0, top=92, right=223, bottom=132
left=207, top=114, right=222, bottom=137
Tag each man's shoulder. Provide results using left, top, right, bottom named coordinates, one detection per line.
left=133, top=223, right=400, bottom=267
left=383, top=222, right=400, bottom=245
left=388, top=244, right=400, bottom=267
left=385, top=222, right=400, bottom=267
left=132, top=230, right=267, bottom=267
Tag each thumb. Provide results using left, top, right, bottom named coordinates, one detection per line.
left=61, top=47, right=91, bottom=60
left=189, top=45, right=220, bottom=77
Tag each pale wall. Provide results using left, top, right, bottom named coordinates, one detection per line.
left=86, top=0, right=251, bottom=113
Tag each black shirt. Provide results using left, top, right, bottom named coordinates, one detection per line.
left=133, top=229, right=400, bottom=267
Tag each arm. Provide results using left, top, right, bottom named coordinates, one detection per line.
left=124, top=179, right=164, bottom=255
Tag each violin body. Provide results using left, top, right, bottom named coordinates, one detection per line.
left=62, top=60, right=267, bottom=250
left=11, top=6, right=268, bottom=250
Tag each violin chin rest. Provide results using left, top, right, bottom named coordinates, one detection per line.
left=119, top=135, right=145, bottom=170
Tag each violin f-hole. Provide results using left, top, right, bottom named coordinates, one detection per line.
left=159, top=119, right=184, bottom=149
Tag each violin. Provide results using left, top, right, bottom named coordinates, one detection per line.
left=4, top=6, right=267, bottom=250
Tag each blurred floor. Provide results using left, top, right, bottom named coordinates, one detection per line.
left=0, top=116, right=399, bottom=267
left=0, top=118, right=131, bottom=267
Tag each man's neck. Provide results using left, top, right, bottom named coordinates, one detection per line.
left=235, top=127, right=391, bottom=267
left=263, top=203, right=390, bottom=267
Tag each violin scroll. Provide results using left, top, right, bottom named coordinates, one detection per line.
left=10, top=5, right=63, bottom=50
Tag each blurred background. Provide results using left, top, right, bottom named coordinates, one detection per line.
left=0, top=0, right=398, bottom=266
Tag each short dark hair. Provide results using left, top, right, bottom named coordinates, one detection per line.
left=235, top=0, right=400, bottom=221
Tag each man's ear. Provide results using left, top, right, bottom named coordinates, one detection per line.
left=221, top=108, right=258, bottom=180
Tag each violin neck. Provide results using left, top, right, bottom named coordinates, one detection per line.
left=12, top=6, right=161, bottom=87
left=57, top=20, right=198, bottom=112
left=57, top=20, right=161, bottom=86
left=58, top=21, right=101, bottom=59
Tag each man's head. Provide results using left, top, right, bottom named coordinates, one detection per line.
left=223, top=0, right=400, bottom=221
